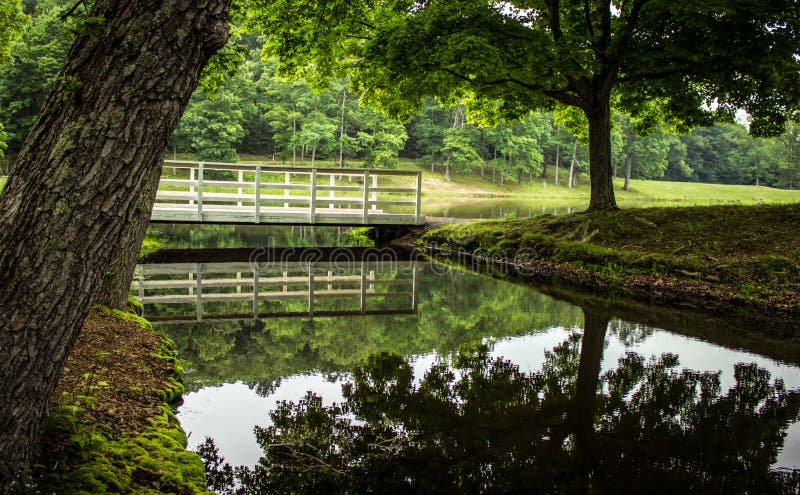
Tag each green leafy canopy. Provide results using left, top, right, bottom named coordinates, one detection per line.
left=246, top=0, right=800, bottom=136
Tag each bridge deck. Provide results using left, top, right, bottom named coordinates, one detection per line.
left=151, top=160, right=425, bottom=226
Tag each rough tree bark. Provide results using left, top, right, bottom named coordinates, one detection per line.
left=0, top=0, right=230, bottom=486
left=94, top=164, right=160, bottom=310
left=585, top=94, right=618, bottom=211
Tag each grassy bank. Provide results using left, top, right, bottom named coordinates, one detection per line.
left=420, top=204, right=800, bottom=318
left=33, top=307, right=210, bottom=494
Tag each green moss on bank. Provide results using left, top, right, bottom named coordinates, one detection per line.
left=38, top=408, right=208, bottom=494
left=420, top=204, right=800, bottom=313
left=34, top=308, right=209, bottom=494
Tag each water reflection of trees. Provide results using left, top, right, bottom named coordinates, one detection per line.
left=159, top=266, right=581, bottom=392
left=200, top=308, right=800, bottom=494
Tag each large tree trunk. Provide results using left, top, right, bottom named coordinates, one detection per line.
left=586, top=96, right=618, bottom=211
left=94, top=164, right=161, bottom=309
left=0, top=0, right=230, bottom=486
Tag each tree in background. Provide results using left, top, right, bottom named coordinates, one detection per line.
left=0, top=0, right=24, bottom=159
left=612, top=114, right=672, bottom=191
left=0, top=0, right=66, bottom=157
left=769, top=124, right=800, bottom=190
left=406, top=97, right=449, bottom=171
left=0, top=0, right=24, bottom=63
left=355, top=110, right=407, bottom=169
left=174, top=90, right=247, bottom=162
left=442, top=124, right=482, bottom=182
left=250, top=0, right=800, bottom=211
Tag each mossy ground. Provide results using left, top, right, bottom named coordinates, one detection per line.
left=420, top=204, right=800, bottom=316
left=32, top=309, right=210, bottom=494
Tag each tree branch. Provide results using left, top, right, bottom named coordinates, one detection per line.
left=545, top=0, right=563, bottom=41
left=600, top=0, right=650, bottom=96
left=599, top=0, right=612, bottom=53
left=584, top=0, right=596, bottom=41
left=441, top=68, right=587, bottom=109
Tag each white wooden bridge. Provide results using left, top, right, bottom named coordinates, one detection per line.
left=151, top=160, right=425, bottom=226
left=132, top=261, right=418, bottom=323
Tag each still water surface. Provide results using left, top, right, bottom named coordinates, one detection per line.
left=135, top=254, right=800, bottom=490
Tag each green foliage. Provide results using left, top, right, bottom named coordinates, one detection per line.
left=0, top=0, right=71, bottom=154
left=173, top=90, right=246, bottom=162
left=0, top=0, right=25, bottom=64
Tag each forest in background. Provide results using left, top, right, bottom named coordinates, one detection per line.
left=1, top=0, right=799, bottom=190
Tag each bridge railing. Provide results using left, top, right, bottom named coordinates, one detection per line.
left=132, top=261, right=418, bottom=323
left=153, top=160, right=424, bottom=225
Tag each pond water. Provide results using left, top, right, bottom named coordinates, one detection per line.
left=134, top=246, right=800, bottom=491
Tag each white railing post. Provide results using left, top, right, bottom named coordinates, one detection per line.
left=237, top=170, right=244, bottom=207
left=284, top=172, right=290, bottom=208
left=362, top=170, right=370, bottom=224
left=197, top=162, right=204, bottom=222
left=371, top=174, right=377, bottom=210
left=310, top=169, right=317, bottom=223
left=329, top=174, right=335, bottom=209
left=255, top=166, right=261, bottom=223
left=415, top=172, right=422, bottom=224
left=189, top=167, right=196, bottom=205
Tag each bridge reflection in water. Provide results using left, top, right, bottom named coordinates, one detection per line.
left=132, top=260, right=418, bottom=323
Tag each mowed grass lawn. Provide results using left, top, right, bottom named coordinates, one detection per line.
left=616, top=178, right=800, bottom=205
